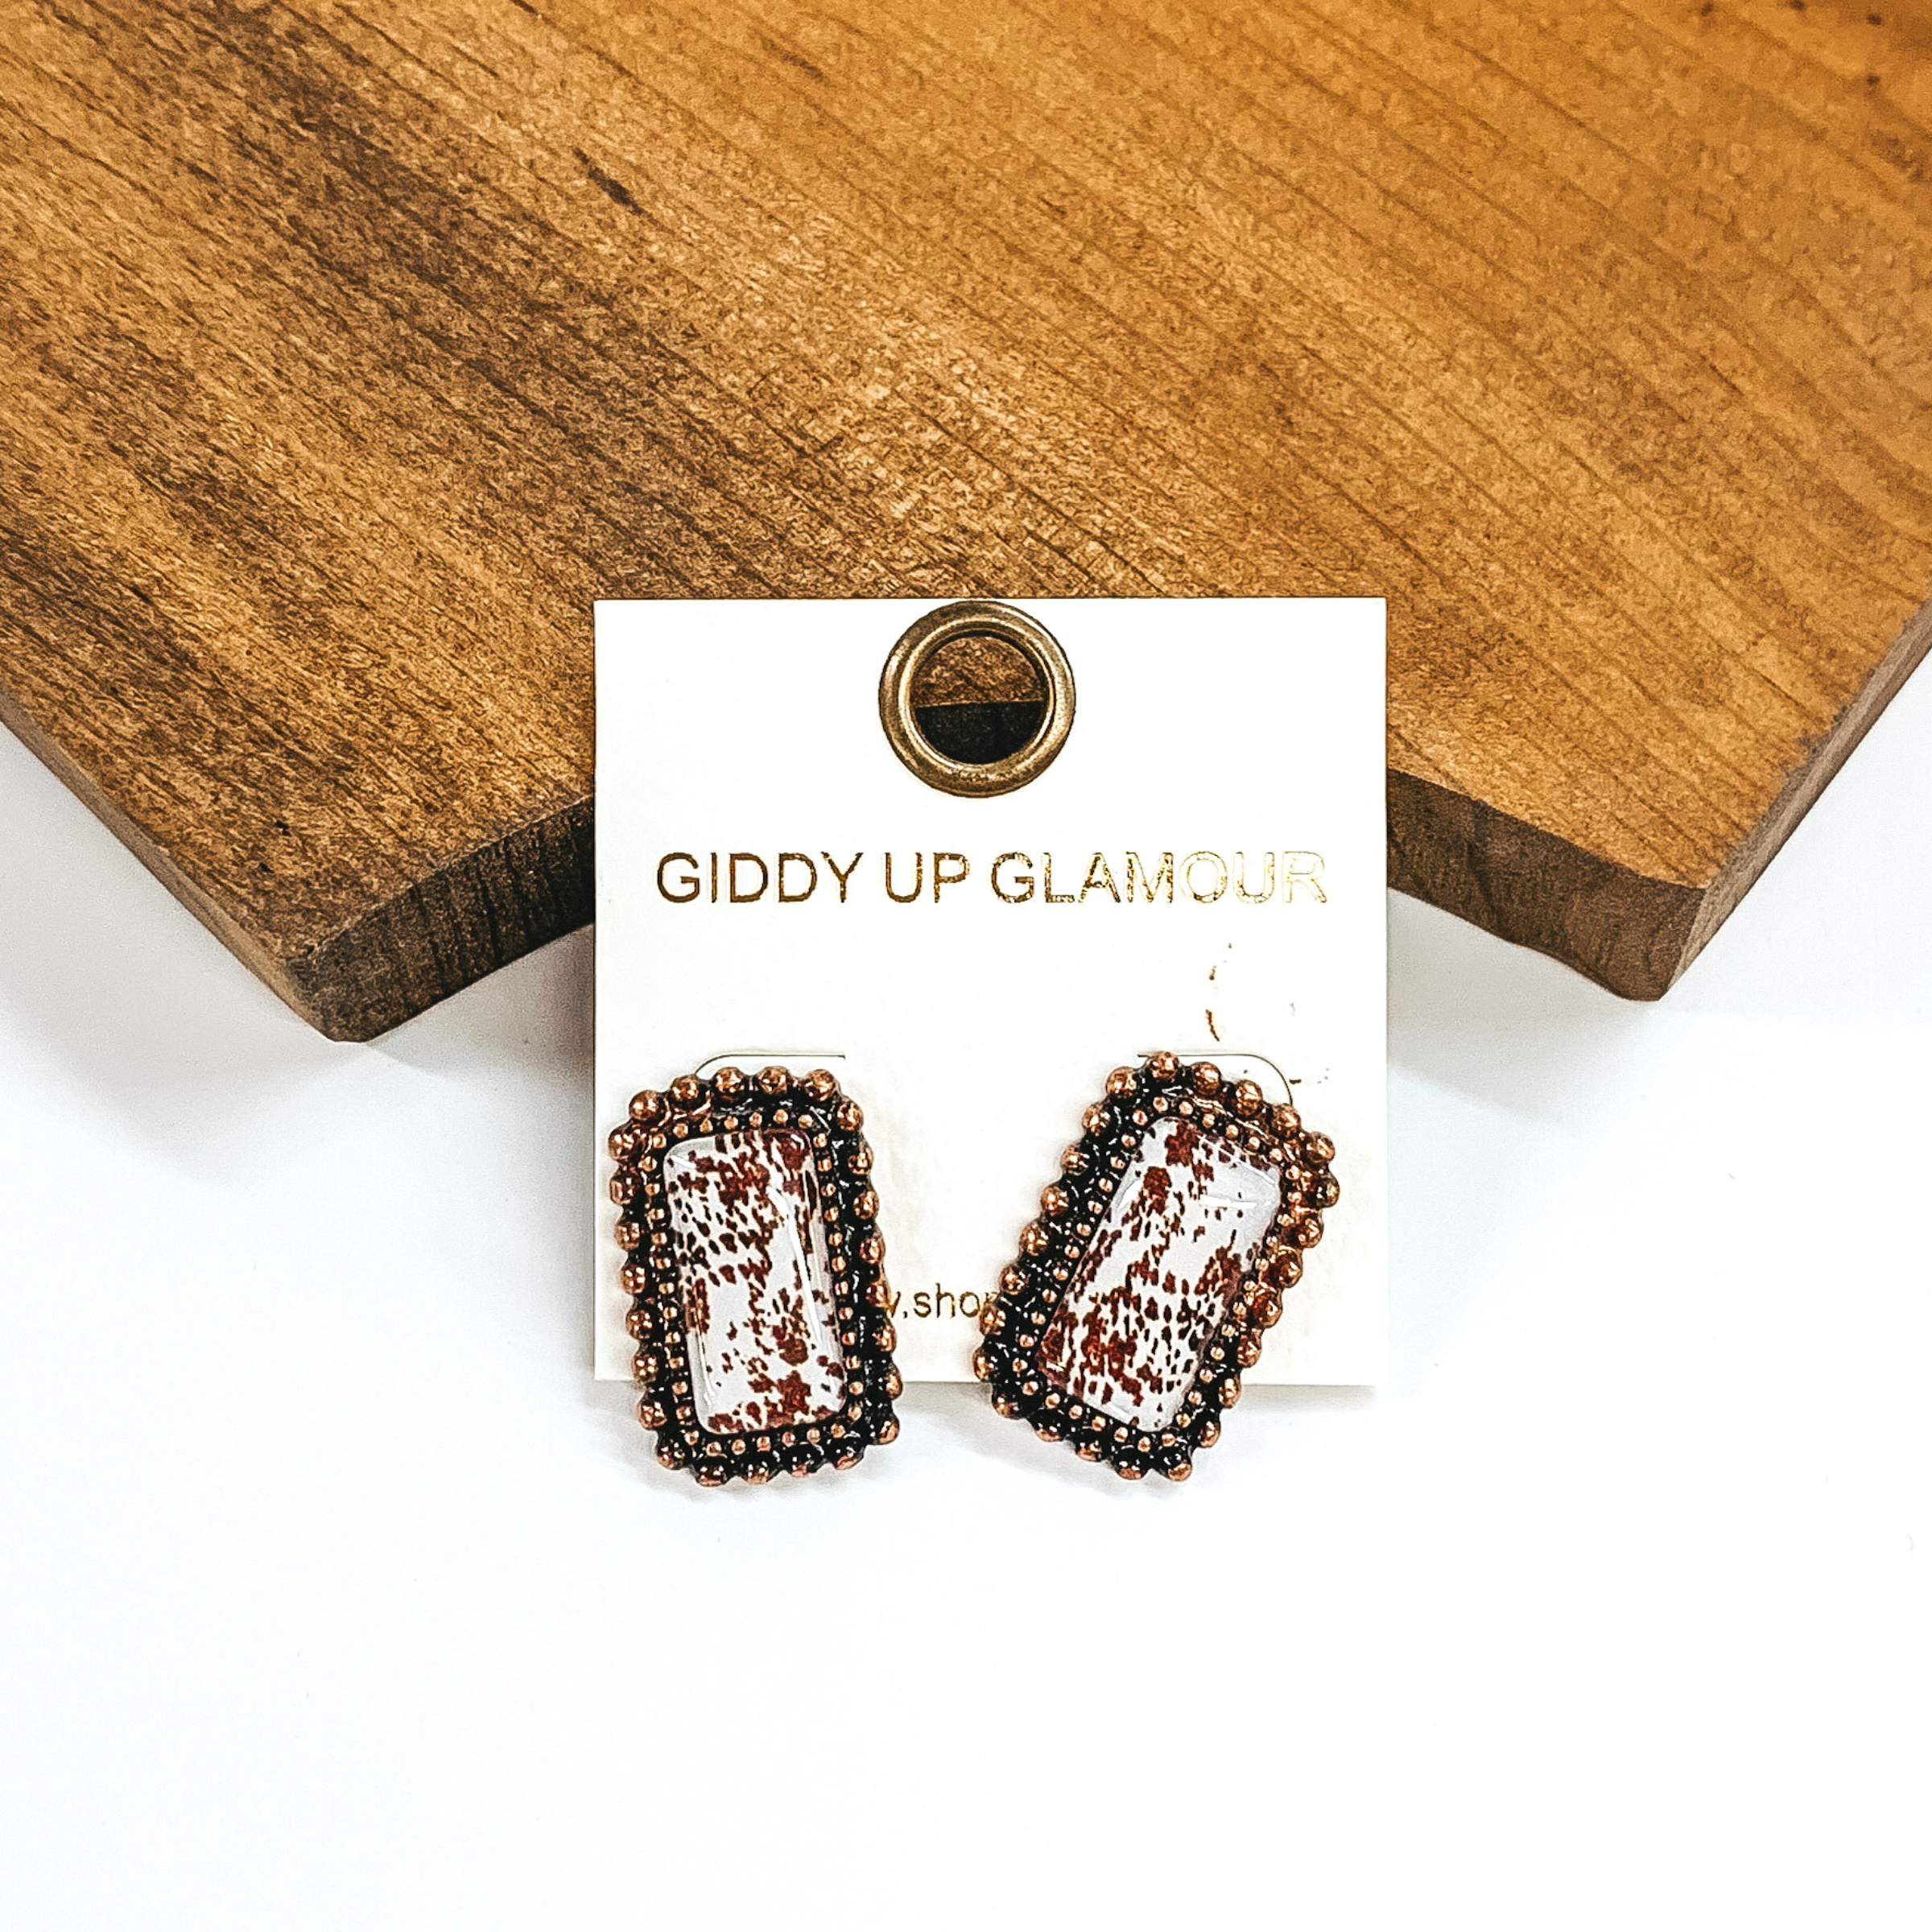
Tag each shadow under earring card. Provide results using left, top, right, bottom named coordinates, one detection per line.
left=595, top=598, right=1387, bottom=1387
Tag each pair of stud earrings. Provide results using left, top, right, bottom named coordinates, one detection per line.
left=605, top=1052, right=1338, bottom=1486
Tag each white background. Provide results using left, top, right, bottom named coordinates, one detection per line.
left=1, top=664, right=1926, bottom=1929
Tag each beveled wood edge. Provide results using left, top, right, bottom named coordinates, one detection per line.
left=1388, top=766, right=1703, bottom=1001
left=0, top=679, right=592, bottom=1041
left=1389, top=583, right=1932, bottom=1000
left=282, top=800, right=592, bottom=1040
left=1683, top=587, right=1932, bottom=982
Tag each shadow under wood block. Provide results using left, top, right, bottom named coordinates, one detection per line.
left=1, top=0, right=1927, bottom=1034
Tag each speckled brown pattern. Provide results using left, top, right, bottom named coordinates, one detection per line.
left=1038, top=1121, right=1280, bottom=1430
left=608, top=1066, right=901, bottom=1487
left=663, top=1130, right=846, bottom=1436
left=975, top=1055, right=1338, bottom=1481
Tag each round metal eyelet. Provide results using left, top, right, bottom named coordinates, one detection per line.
left=877, top=600, right=1075, bottom=799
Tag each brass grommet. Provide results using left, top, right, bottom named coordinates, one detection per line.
left=878, top=600, right=1075, bottom=799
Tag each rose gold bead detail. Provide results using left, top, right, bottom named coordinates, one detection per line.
left=804, top=1067, right=839, bottom=1103
left=748, top=1064, right=784, bottom=1096
left=1236, top=1335, right=1263, bottom=1368
left=630, top=1090, right=666, bottom=1123
left=1298, top=1214, right=1324, bottom=1248
left=1251, top=1289, right=1284, bottom=1328
left=1116, top=1462, right=1146, bottom=1480
left=847, top=1142, right=873, bottom=1174
left=884, top=1368, right=903, bottom=1399
left=1105, top=1067, right=1137, bottom=1097
left=1221, top=1377, right=1242, bottom=1406
left=1232, top=1079, right=1264, bottom=1117
left=836, top=1099, right=865, bottom=1131
left=1000, top=1265, right=1025, bottom=1294
left=1040, top=1183, right=1070, bottom=1217
left=711, top=1065, right=745, bottom=1097
left=1271, top=1103, right=1302, bottom=1138
left=637, top=1397, right=666, bottom=1428
left=1082, top=1104, right=1108, bottom=1134
left=877, top=1418, right=900, bottom=1443
left=876, top=1319, right=897, bottom=1353
left=979, top=1300, right=1003, bottom=1335
left=669, top=1075, right=704, bottom=1110
left=609, top=1172, right=635, bottom=1207
left=852, top=1187, right=879, bottom=1220
left=858, top=1233, right=884, bottom=1264
left=1021, top=1220, right=1051, bottom=1257
left=1190, top=1060, right=1222, bottom=1096
left=614, top=1220, right=642, bottom=1250
left=1303, top=1131, right=1336, bottom=1165
left=1060, top=1145, right=1086, bottom=1173
left=972, top=1349, right=993, bottom=1381
left=1148, top=1051, right=1179, bottom=1080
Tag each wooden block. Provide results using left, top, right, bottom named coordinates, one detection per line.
left=2, top=0, right=1926, bottom=1037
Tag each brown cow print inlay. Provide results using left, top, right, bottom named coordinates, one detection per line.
left=610, top=1066, right=898, bottom=1486
left=1038, top=1121, right=1279, bottom=1429
left=972, top=1055, right=1339, bottom=1480
left=663, top=1130, right=846, bottom=1435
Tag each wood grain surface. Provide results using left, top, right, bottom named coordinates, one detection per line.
left=2, top=0, right=1929, bottom=1037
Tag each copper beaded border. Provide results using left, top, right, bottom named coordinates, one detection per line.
left=970, top=1052, right=1339, bottom=1483
left=605, top=1065, right=902, bottom=1488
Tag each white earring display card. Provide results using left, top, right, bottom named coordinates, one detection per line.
left=595, top=598, right=1386, bottom=1387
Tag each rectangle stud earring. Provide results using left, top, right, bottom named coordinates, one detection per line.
left=973, top=1053, right=1338, bottom=1481
left=607, top=1066, right=902, bottom=1485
